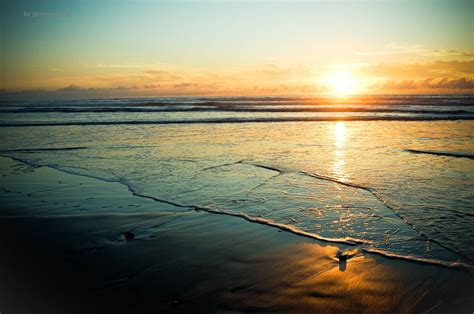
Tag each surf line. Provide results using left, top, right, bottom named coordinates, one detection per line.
left=404, top=149, right=474, bottom=160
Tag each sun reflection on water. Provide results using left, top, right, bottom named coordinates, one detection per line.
left=333, top=122, right=347, bottom=181
left=335, top=122, right=345, bottom=147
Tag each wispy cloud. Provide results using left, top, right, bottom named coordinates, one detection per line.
left=144, top=70, right=181, bottom=81
left=80, top=63, right=166, bottom=69
left=357, top=43, right=474, bottom=59
left=359, top=60, right=474, bottom=79
left=48, top=67, right=65, bottom=72
left=373, top=77, right=474, bottom=91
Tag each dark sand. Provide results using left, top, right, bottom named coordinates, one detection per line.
left=0, top=157, right=472, bottom=313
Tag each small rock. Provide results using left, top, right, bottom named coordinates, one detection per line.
left=124, top=231, right=135, bottom=241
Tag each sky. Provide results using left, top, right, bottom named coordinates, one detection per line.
left=0, top=0, right=473, bottom=98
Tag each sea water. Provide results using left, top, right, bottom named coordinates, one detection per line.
left=0, top=95, right=473, bottom=267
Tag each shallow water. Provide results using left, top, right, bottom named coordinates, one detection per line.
left=0, top=95, right=473, bottom=266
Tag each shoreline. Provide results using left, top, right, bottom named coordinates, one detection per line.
left=0, top=156, right=473, bottom=313
left=2, top=154, right=472, bottom=270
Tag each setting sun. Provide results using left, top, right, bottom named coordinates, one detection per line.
left=324, top=70, right=360, bottom=96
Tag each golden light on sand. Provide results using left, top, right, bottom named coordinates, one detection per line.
left=324, top=70, right=360, bottom=97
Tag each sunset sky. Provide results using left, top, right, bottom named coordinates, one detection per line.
left=1, top=0, right=473, bottom=98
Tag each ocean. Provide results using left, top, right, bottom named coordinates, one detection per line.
left=0, top=95, right=473, bottom=268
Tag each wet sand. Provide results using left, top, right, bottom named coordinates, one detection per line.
left=0, top=156, right=472, bottom=313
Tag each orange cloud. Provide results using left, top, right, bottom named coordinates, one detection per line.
left=372, top=77, right=474, bottom=92
left=2, top=57, right=474, bottom=99
left=144, top=70, right=181, bottom=81
left=359, top=61, right=474, bottom=79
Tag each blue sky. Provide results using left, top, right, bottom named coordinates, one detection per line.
left=1, top=0, right=473, bottom=96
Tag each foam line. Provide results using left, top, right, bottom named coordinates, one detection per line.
left=404, top=149, right=474, bottom=160
left=251, top=163, right=284, bottom=174
left=362, top=247, right=472, bottom=271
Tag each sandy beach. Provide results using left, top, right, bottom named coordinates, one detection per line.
left=0, top=156, right=472, bottom=313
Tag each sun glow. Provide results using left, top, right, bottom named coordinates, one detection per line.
left=324, top=70, right=360, bottom=97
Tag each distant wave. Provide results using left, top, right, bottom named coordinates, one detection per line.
left=1, top=115, right=474, bottom=127
left=0, top=147, right=88, bottom=152
left=1, top=94, right=474, bottom=108
left=404, top=149, right=474, bottom=160
left=0, top=107, right=472, bottom=114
